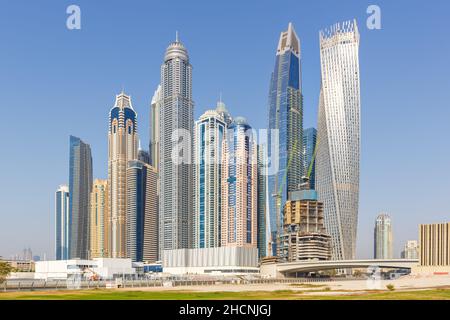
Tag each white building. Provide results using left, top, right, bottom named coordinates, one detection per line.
left=162, top=247, right=259, bottom=275
left=316, top=20, right=361, bottom=261
left=401, top=240, right=419, bottom=259
left=34, top=258, right=136, bottom=280
left=374, top=213, right=393, bottom=259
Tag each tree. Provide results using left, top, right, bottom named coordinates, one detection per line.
left=0, top=261, right=13, bottom=284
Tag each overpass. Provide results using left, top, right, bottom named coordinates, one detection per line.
left=261, top=259, right=419, bottom=277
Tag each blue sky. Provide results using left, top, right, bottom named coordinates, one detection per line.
left=1, top=0, right=449, bottom=259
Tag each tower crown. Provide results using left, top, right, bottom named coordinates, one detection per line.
left=115, top=92, right=133, bottom=109
left=277, top=22, right=300, bottom=56
left=164, top=32, right=189, bottom=62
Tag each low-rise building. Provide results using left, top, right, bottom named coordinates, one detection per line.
left=34, top=258, right=136, bottom=280
left=162, top=247, right=259, bottom=275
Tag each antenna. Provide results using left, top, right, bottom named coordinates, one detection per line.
left=176, top=30, right=179, bottom=42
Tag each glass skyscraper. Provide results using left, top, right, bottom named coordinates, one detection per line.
left=126, top=160, right=158, bottom=262
left=267, top=23, right=303, bottom=256
left=55, top=185, right=70, bottom=260
left=158, top=34, right=194, bottom=254
left=193, top=104, right=228, bottom=248
left=303, top=127, right=317, bottom=190
left=316, top=20, right=361, bottom=261
left=374, top=213, right=393, bottom=259
left=257, top=143, right=270, bottom=259
left=69, top=135, right=93, bottom=259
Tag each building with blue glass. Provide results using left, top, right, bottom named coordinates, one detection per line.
left=55, top=185, right=70, bottom=260
left=267, top=23, right=303, bottom=257
left=126, top=160, right=158, bottom=263
left=69, top=135, right=92, bottom=259
left=193, top=104, right=228, bottom=249
left=303, top=127, right=317, bottom=190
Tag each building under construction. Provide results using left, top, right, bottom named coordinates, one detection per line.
left=278, top=178, right=331, bottom=262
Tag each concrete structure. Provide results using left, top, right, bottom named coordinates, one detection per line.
left=401, top=240, right=419, bottom=259
left=374, top=213, right=393, bottom=259
left=149, top=85, right=161, bottom=169
left=162, top=247, right=259, bottom=275
left=257, top=143, right=270, bottom=260
left=260, top=259, right=418, bottom=278
left=55, top=185, right=70, bottom=260
left=89, top=179, right=109, bottom=258
left=193, top=106, right=228, bottom=249
left=34, top=258, right=136, bottom=280
left=278, top=180, right=331, bottom=262
left=413, top=223, right=450, bottom=274
left=316, top=20, right=361, bottom=262
left=2, top=260, right=35, bottom=272
left=108, top=92, right=139, bottom=258
left=303, top=128, right=317, bottom=189
left=267, top=23, right=304, bottom=256
left=69, top=135, right=93, bottom=259
left=126, top=160, right=158, bottom=263
left=221, top=117, right=257, bottom=248
left=159, top=33, right=194, bottom=255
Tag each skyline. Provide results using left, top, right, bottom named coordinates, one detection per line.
left=1, top=0, right=450, bottom=260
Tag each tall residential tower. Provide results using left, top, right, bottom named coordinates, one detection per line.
left=267, top=23, right=303, bottom=256
left=55, top=185, right=70, bottom=260
left=374, top=213, right=393, bottom=259
left=159, top=34, right=194, bottom=254
left=68, top=135, right=93, bottom=259
left=316, top=20, right=361, bottom=261
left=108, top=92, right=139, bottom=258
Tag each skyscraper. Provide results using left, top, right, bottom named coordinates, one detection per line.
left=55, top=185, right=70, bottom=260
left=108, top=92, right=139, bottom=258
left=257, top=143, right=270, bottom=259
left=126, top=160, right=158, bottom=262
left=303, top=127, right=317, bottom=190
left=138, top=147, right=151, bottom=165
left=221, top=117, right=257, bottom=248
left=267, top=23, right=303, bottom=256
left=89, top=179, right=109, bottom=258
left=149, top=85, right=161, bottom=169
left=159, top=34, right=194, bottom=254
left=69, top=135, right=93, bottom=259
left=401, top=240, right=419, bottom=259
left=193, top=105, right=227, bottom=248
left=374, top=213, right=393, bottom=259
left=316, top=20, right=361, bottom=261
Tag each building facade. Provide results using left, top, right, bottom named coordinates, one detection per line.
left=126, top=160, right=158, bottom=263
left=221, top=117, right=257, bottom=248
left=69, top=135, right=93, bottom=259
left=193, top=106, right=227, bottom=248
left=374, top=213, right=393, bottom=259
left=279, top=180, right=331, bottom=262
left=303, top=127, right=317, bottom=190
left=257, top=143, right=270, bottom=260
left=401, top=240, right=419, bottom=259
left=419, top=223, right=450, bottom=267
left=159, top=34, right=194, bottom=255
left=108, top=92, right=139, bottom=258
left=55, top=185, right=70, bottom=260
left=316, top=20, right=361, bottom=261
left=267, top=23, right=304, bottom=257
left=149, top=85, right=161, bottom=169
left=89, top=179, right=109, bottom=258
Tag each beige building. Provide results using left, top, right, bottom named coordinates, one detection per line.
left=413, top=222, right=450, bottom=274
left=221, top=117, right=257, bottom=248
left=108, top=92, right=139, bottom=258
left=90, top=179, right=109, bottom=258
left=278, top=184, right=331, bottom=262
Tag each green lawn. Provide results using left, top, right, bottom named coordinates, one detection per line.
left=1, top=288, right=450, bottom=300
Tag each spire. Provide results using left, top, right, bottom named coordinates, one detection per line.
left=176, top=30, right=179, bottom=42
left=138, top=139, right=142, bottom=151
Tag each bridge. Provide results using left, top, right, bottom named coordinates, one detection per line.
left=260, top=259, right=419, bottom=277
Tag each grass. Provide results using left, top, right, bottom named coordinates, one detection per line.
left=1, top=288, right=450, bottom=300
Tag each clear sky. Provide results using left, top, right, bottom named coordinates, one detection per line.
left=1, top=0, right=449, bottom=260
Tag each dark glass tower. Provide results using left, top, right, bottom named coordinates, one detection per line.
left=303, top=127, right=317, bottom=190
left=267, top=23, right=303, bottom=256
left=69, top=135, right=92, bottom=259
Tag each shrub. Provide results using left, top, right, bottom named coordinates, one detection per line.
left=386, top=284, right=395, bottom=291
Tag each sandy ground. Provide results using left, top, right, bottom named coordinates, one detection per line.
left=118, top=275, right=450, bottom=295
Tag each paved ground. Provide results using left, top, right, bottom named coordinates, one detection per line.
left=118, top=275, right=450, bottom=295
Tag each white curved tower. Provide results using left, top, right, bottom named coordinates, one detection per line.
left=316, top=20, right=361, bottom=261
